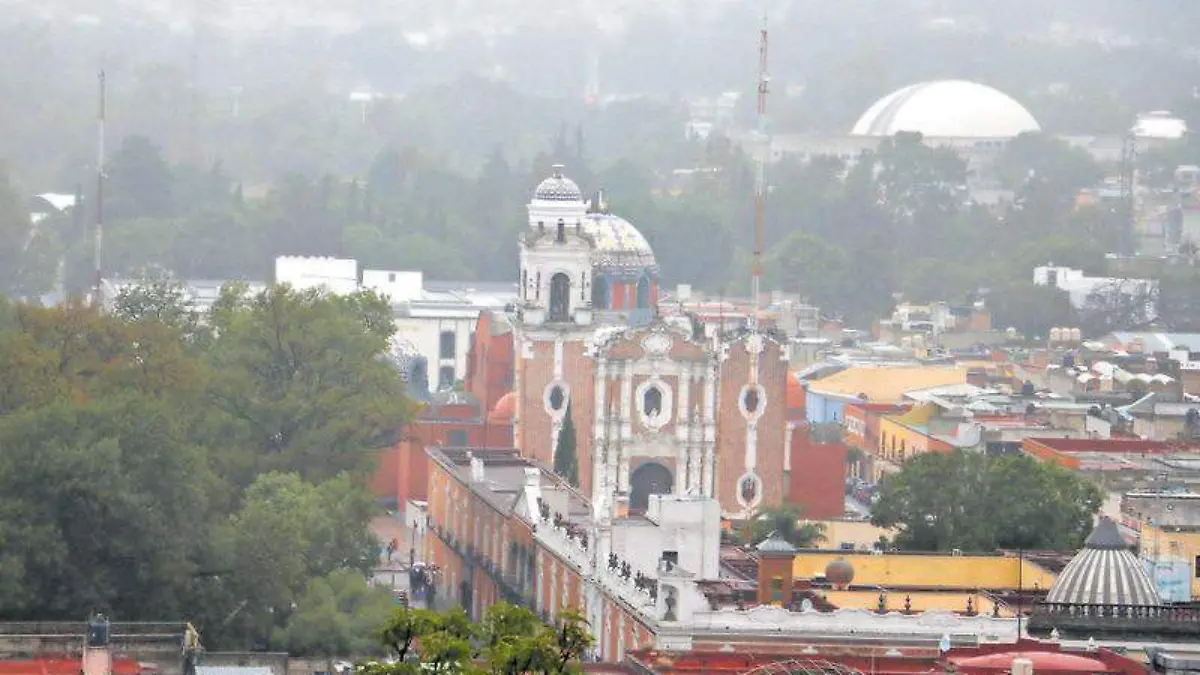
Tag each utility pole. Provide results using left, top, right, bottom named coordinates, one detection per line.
left=91, top=69, right=107, bottom=308
left=1119, top=131, right=1139, bottom=256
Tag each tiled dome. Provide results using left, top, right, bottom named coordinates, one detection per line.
left=533, top=165, right=583, bottom=202
left=584, top=212, right=658, bottom=278
left=1045, top=517, right=1161, bottom=607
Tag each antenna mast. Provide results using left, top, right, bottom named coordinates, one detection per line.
left=92, top=69, right=106, bottom=308
left=751, top=14, right=769, bottom=332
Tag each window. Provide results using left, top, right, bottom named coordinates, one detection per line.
left=1195, top=556, right=1200, bottom=578
left=770, top=576, right=784, bottom=603
left=556, top=219, right=566, bottom=243
left=643, top=386, right=663, bottom=417
left=440, top=331, right=456, bottom=360
left=522, top=270, right=527, bottom=299
left=448, top=429, right=468, bottom=446
left=662, top=551, right=679, bottom=567
left=740, top=475, right=758, bottom=504
left=388, top=272, right=396, bottom=282
left=743, top=388, right=759, bottom=414
left=592, top=275, right=609, bottom=309
left=549, top=273, right=571, bottom=322
left=548, top=385, right=566, bottom=411
left=438, top=366, right=455, bottom=390
left=636, top=276, right=651, bottom=308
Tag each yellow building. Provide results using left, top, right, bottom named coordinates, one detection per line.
left=811, top=519, right=897, bottom=551
left=793, top=551, right=1057, bottom=591
left=806, top=366, right=968, bottom=405
left=1139, top=522, right=1200, bottom=599
left=876, top=404, right=954, bottom=476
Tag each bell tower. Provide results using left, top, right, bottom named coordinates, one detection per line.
left=519, top=165, right=594, bottom=327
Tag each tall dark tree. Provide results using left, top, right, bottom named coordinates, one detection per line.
left=553, top=403, right=579, bottom=488
left=105, top=135, right=175, bottom=220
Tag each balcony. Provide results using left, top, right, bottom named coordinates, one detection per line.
left=1028, top=603, right=1200, bottom=639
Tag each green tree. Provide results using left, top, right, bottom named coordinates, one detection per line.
left=204, top=284, right=412, bottom=484
left=110, top=268, right=201, bottom=336
left=0, top=288, right=412, bottom=649
left=0, top=164, right=59, bottom=299
left=766, top=232, right=850, bottom=307
left=106, top=135, right=175, bottom=220
left=210, top=472, right=380, bottom=648
left=988, top=280, right=1077, bottom=340
left=366, top=603, right=593, bottom=675
left=271, top=568, right=394, bottom=657
left=870, top=450, right=1102, bottom=552
left=739, top=504, right=826, bottom=549
left=553, top=403, right=579, bottom=487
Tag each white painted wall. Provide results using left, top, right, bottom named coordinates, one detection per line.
left=275, top=256, right=358, bottom=294
left=392, top=314, right=477, bottom=390
left=363, top=269, right=424, bottom=302
left=611, top=495, right=722, bottom=581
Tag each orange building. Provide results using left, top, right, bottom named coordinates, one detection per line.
left=424, top=447, right=657, bottom=659
left=787, top=422, right=848, bottom=519
left=465, top=310, right=515, bottom=414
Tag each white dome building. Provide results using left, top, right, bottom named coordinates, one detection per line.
left=852, top=80, right=1040, bottom=139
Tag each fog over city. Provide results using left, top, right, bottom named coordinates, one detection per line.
left=4, top=0, right=1200, bottom=671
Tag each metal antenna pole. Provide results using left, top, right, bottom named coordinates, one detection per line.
left=92, top=68, right=107, bottom=308
left=751, top=13, right=769, bottom=333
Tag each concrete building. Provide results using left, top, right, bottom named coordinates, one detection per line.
left=1032, top=265, right=1158, bottom=324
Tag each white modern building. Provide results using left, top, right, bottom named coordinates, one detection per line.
left=277, top=257, right=517, bottom=391
left=1032, top=264, right=1158, bottom=322
left=105, top=256, right=517, bottom=391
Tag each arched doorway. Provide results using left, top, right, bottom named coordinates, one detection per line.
left=592, top=275, right=610, bottom=309
left=636, top=276, right=651, bottom=309
left=629, top=462, right=673, bottom=512
left=549, top=273, right=571, bottom=322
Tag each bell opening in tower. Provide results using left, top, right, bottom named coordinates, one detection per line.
left=549, top=273, right=571, bottom=322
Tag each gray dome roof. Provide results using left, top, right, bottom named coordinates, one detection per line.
left=533, top=165, right=583, bottom=202
left=756, top=532, right=798, bottom=556
left=1045, top=518, right=1161, bottom=607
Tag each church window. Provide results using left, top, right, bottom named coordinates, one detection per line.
left=440, top=331, right=456, bottom=359
left=740, top=475, right=759, bottom=504
left=743, top=388, right=759, bottom=413
left=548, top=385, right=566, bottom=411
left=643, top=386, right=664, bottom=418
left=549, top=273, right=570, bottom=322
left=636, top=276, right=651, bottom=309
left=592, top=275, right=609, bottom=309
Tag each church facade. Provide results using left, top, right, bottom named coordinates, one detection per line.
left=511, top=165, right=788, bottom=517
